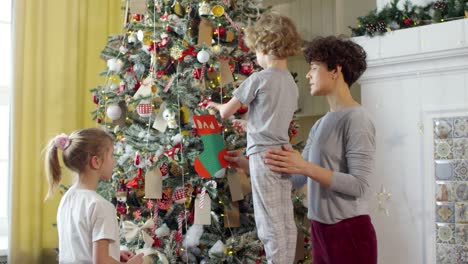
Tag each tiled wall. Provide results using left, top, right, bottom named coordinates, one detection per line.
left=433, top=116, right=468, bottom=264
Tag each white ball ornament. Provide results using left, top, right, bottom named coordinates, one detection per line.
left=107, top=58, right=124, bottom=72
left=106, top=105, right=122, bottom=120
left=197, top=50, right=210, bottom=63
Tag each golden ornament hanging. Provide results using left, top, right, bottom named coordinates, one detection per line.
left=173, top=1, right=185, bottom=16
left=211, top=5, right=225, bottom=17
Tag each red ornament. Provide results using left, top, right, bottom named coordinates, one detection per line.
left=240, top=62, right=253, bottom=75
left=97, top=118, right=102, bottom=124
left=166, top=25, right=172, bottom=32
left=160, top=163, right=169, bottom=177
left=229, top=63, right=235, bottom=73
left=116, top=202, right=127, bottom=215
left=153, top=237, right=162, bottom=248
left=132, top=14, right=142, bottom=21
left=208, top=66, right=215, bottom=73
left=237, top=105, right=248, bottom=115
left=291, top=128, right=298, bottom=136
left=136, top=101, right=153, bottom=118
left=404, top=18, right=412, bottom=25
left=214, top=26, right=226, bottom=37
left=93, top=94, right=99, bottom=104
left=134, top=151, right=140, bottom=166
left=157, top=189, right=173, bottom=210
left=192, top=68, right=202, bottom=79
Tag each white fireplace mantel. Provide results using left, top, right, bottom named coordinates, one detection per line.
left=352, top=19, right=468, bottom=264
left=354, top=18, right=468, bottom=83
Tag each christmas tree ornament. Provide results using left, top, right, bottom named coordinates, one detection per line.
left=157, top=189, right=173, bottom=210
left=172, top=187, right=187, bottom=204
left=211, top=5, right=225, bottom=17
left=136, top=100, right=154, bottom=118
left=197, top=50, right=210, bottom=63
left=208, top=240, right=226, bottom=258
left=240, top=61, right=253, bottom=75
left=236, top=105, right=248, bottom=115
left=92, top=94, right=99, bottom=105
left=107, top=58, right=124, bottom=72
left=170, top=46, right=184, bottom=60
left=159, top=163, right=169, bottom=178
left=128, top=32, right=138, bottom=44
left=198, top=18, right=213, bottom=46
left=129, top=0, right=147, bottom=14
left=198, top=1, right=211, bottom=16
left=118, top=81, right=126, bottom=94
left=106, top=105, right=123, bottom=120
left=155, top=223, right=170, bottom=237
left=159, top=33, right=169, bottom=47
left=116, top=180, right=128, bottom=215
left=194, top=193, right=211, bottom=225
left=192, top=68, right=202, bottom=79
left=134, top=151, right=140, bottom=166
left=172, top=1, right=185, bottom=17
left=145, top=168, right=162, bottom=199
left=214, top=26, right=226, bottom=37
left=169, top=162, right=183, bottom=177
left=225, top=30, right=235, bottom=42
left=192, top=115, right=228, bottom=178
left=162, top=108, right=178, bottom=129
left=122, top=219, right=155, bottom=247
left=132, top=14, right=142, bottom=22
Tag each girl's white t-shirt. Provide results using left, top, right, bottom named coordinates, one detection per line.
left=57, top=187, right=120, bottom=264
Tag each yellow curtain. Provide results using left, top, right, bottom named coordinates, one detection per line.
left=10, top=0, right=122, bottom=263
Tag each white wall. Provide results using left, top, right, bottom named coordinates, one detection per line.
left=355, top=18, right=468, bottom=264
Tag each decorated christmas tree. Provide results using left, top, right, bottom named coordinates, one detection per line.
left=90, top=0, right=308, bottom=263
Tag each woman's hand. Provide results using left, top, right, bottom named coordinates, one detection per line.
left=264, top=145, right=308, bottom=175
left=224, top=150, right=250, bottom=173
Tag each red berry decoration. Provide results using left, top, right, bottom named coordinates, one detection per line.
left=404, top=18, right=412, bottom=26
left=93, top=94, right=99, bottom=104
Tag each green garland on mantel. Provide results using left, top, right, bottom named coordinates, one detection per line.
left=350, top=0, right=468, bottom=37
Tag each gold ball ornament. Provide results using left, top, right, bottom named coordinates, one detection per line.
left=211, top=5, right=225, bottom=17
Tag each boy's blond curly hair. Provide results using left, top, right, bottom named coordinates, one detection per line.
left=244, top=13, right=301, bottom=58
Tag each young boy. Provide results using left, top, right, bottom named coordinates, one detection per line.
left=209, top=13, right=301, bottom=264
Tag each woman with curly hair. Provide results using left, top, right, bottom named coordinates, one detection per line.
left=209, top=13, right=302, bottom=264
left=265, top=36, right=378, bottom=264
left=224, top=36, right=378, bottom=264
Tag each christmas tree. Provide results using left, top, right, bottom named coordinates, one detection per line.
left=90, top=0, right=307, bottom=263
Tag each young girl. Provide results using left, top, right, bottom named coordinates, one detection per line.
left=44, top=128, right=143, bottom=264
left=209, top=13, right=301, bottom=264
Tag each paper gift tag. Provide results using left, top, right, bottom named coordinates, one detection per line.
left=130, top=0, right=147, bottom=14
left=198, top=18, right=213, bottom=47
left=194, top=195, right=211, bottom=225
left=227, top=171, right=244, bottom=201
left=238, top=170, right=252, bottom=195
left=144, top=168, right=162, bottom=199
left=219, top=58, right=234, bottom=86
left=224, top=202, right=240, bottom=228
left=152, top=102, right=168, bottom=132
left=294, top=231, right=305, bottom=263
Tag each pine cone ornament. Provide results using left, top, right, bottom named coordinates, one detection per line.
left=433, top=1, right=447, bottom=11
left=377, top=21, right=387, bottom=32
left=170, top=162, right=183, bottom=177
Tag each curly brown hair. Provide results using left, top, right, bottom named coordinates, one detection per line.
left=244, top=13, right=301, bottom=58
left=303, top=36, right=367, bottom=87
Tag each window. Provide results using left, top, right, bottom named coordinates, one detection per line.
left=0, top=0, right=12, bottom=255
